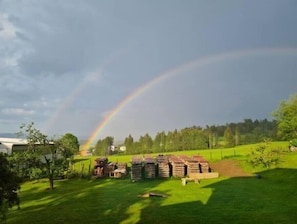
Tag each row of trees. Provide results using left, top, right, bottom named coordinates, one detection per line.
left=93, top=93, right=297, bottom=156
left=93, top=118, right=278, bottom=155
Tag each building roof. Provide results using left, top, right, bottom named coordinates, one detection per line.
left=0, top=137, right=28, bottom=155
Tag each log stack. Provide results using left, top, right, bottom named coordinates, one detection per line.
left=156, top=155, right=170, bottom=178
left=131, top=156, right=143, bottom=181
left=144, top=156, right=156, bottom=178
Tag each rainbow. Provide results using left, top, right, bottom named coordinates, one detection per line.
left=44, top=46, right=132, bottom=134
left=82, top=47, right=297, bottom=149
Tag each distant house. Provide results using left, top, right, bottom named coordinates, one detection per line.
left=119, top=146, right=126, bottom=152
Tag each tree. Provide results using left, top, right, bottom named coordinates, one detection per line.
left=58, top=133, right=80, bottom=158
left=153, top=131, right=166, bottom=153
left=94, top=136, right=114, bottom=156
left=18, top=122, right=69, bottom=190
left=272, top=93, right=297, bottom=140
left=139, top=133, right=153, bottom=153
left=224, top=126, right=235, bottom=148
left=235, top=126, right=241, bottom=146
left=248, top=139, right=281, bottom=168
left=124, top=134, right=134, bottom=154
left=0, top=154, right=21, bottom=223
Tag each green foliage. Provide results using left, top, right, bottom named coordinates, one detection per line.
left=58, top=133, right=80, bottom=157
left=16, top=122, right=71, bottom=189
left=290, top=138, right=297, bottom=147
left=94, top=118, right=277, bottom=155
left=224, top=126, right=235, bottom=148
left=247, top=140, right=282, bottom=168
left=0, top=154, right=21, bottom=223
left=138, top=133, right=153, bottom=153
left=94, top=136, right=114, bottom=156
left=272, top=93, right=297, bottom=140
left=124, top=134, right=134, bottom=154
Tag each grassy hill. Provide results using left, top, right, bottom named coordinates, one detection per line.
left=7, top=142, right=297, bottom=224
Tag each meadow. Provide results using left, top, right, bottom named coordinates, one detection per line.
left=7, top=142, right=297, bottom=224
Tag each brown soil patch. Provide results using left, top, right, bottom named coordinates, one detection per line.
left=209, top=159, right=252, bottom=177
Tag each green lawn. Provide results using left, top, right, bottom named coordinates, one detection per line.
left=7, top=142, right=297, bottom=224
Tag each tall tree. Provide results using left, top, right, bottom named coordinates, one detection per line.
left=272, top=93, right=297, bottom=140
left=224, top=126, right=235, bottom=148
left=94, top=136, right=114, bottom=156
left=124, top=134, right=134, bottom=154
left=235, top=126, right=241, bottom=146
left=139, top=133, right=153, bottom=153
left=58, top=133, right=80, bottom=158
left=0, top=154, right=21, bottom=223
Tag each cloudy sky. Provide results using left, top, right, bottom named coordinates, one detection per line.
left=1, top=0, right=297, bottom=143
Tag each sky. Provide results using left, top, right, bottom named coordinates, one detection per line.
left=1, top=0, right=297, bottom=144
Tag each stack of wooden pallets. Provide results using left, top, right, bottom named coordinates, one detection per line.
left=193, top=155, right=210, bottom=173
left=144, top=156, right=156, bottom=178
left=131, top=156, right=143, bottom=181
left=169, top=155, right=185, bottom=177
left=156, top=155, right=170, bottom=178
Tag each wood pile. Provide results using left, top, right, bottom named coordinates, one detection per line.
left=193, top=155, right=210, bottom=173
left=131, top=156, right=143, bottom=181
left=156, top=155, right=170, bottom=178
left=144, top=156, right=156, bottom=178
left=168, top=155, right=185, bottom=177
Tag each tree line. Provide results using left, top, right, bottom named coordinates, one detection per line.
left=93, top=118, right=279, bottom=155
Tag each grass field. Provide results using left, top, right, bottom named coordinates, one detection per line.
left=7, top=142, right=297, bottom=224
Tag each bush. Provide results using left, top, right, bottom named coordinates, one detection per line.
left=290, top=139, right=297, bottom=147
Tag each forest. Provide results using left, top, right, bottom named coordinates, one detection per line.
left=93, top=118, right=278, bottom=155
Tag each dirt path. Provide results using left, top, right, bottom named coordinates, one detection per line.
left=209, top=159, right=252, bottom=177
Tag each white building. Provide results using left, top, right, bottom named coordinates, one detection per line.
left=0, top=137, right=28, bottom=155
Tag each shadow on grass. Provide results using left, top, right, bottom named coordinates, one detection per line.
left=8, top=168, right=297, bottom=224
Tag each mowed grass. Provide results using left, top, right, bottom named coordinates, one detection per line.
left=7, top=142, right=297, bottom=224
